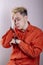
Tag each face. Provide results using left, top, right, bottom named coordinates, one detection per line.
left=12, top=12, right=28, bottom=29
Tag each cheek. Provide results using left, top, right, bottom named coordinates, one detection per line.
left=20, top=21, right=24, bottom=26
left=20, top=22, right=24, bottom=27
left=18, top=19, right=25, bottom=26
left=22, top=21, right=25, bottom=25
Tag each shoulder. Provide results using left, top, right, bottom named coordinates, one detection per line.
left=30, top=24, right=43, bottom=33
left=2, top=28, right=14, bottom=38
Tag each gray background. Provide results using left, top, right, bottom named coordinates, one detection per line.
left=0, top=0, right=43, bottom=65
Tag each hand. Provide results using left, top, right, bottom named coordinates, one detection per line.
left=10, top=38, right=21, bottom=45
left=11, top=20, right=15, bottom=29
left=11, top=13, right=15, bottom=30
left=10, top=39, right=16, bottom=45
left=0, top=38, right=3, bottom=45
left=15, top=39, right=21, bottom=44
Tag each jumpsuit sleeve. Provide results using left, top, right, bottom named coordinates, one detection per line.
left=2, top=28, right=15, bottom=48
left=18, top=30, right=43, bottom=58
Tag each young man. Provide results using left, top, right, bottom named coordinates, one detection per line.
left=1, top=7, right=43, bottom=65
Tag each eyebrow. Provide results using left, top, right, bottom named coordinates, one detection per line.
left=15, top=17, right=20, bottom=20
left=14, top=17, right=20, bottom=22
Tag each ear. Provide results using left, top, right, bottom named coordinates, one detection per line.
left=24, top=16, right=28, bottom=21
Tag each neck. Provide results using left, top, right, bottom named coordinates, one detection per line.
left=22, top=21, right=28, bottom=31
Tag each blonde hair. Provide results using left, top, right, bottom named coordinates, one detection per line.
left=12, top=7, right=27, bottom=16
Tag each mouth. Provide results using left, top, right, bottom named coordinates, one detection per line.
left=16, top=25, right=19, bottom=28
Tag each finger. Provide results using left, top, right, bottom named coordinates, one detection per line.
left=0, top=38, right=3, bottom=45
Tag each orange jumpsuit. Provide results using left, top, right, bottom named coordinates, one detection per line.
left=2, top=23, right=43, bottom=65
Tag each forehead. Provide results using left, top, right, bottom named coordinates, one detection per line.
left=12, top=12, right=23, bottom=19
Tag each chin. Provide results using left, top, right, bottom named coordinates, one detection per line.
left=16, top=27, right=20, bottom=29
left=17, top=27, right=22, bottom=30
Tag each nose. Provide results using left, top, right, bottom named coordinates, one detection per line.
left=14, top=20, right=18, bottom=25
left=15, top=21, right=19, bottom=25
